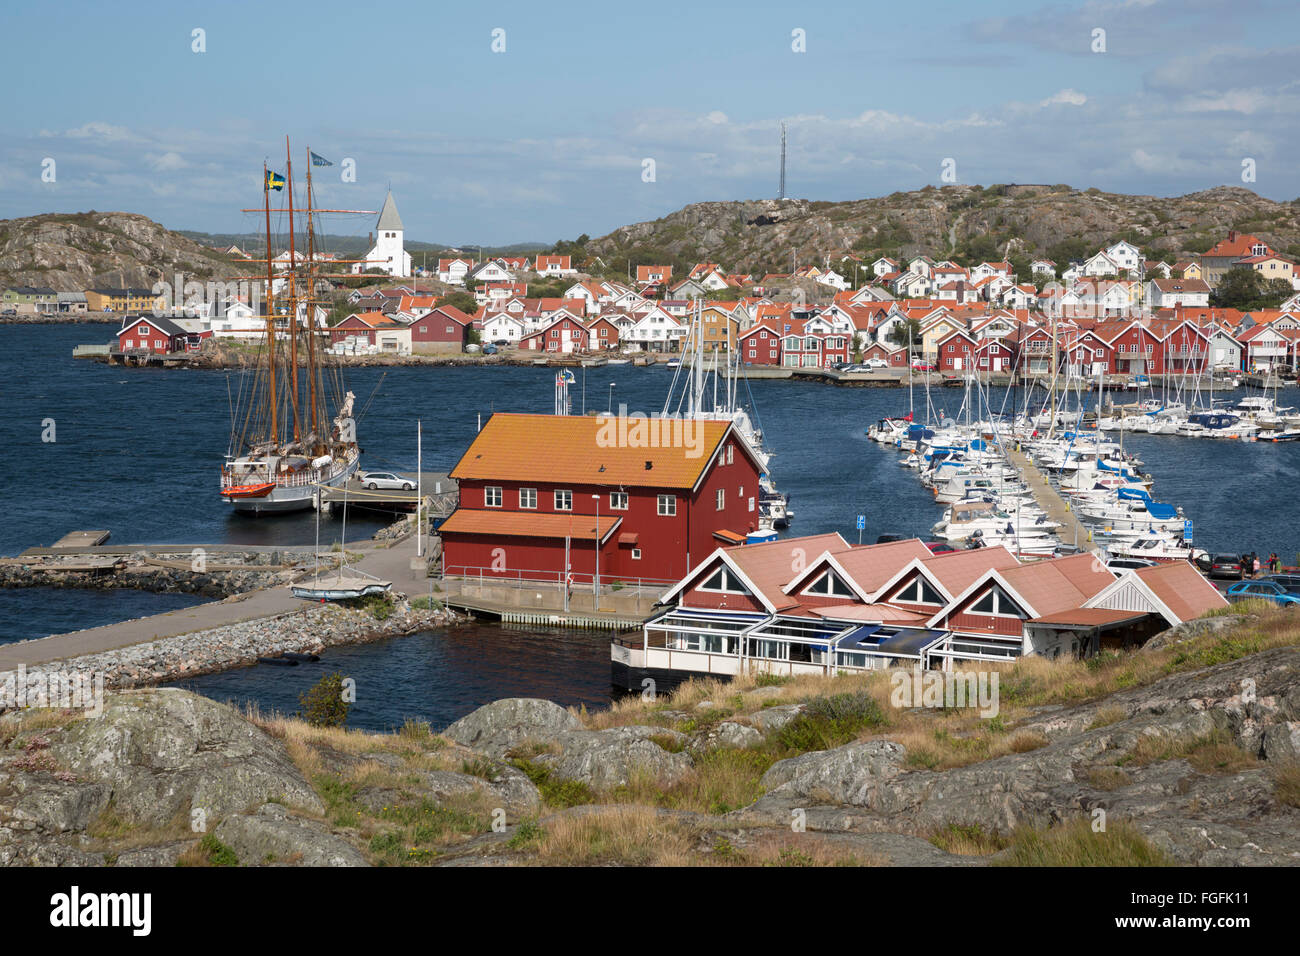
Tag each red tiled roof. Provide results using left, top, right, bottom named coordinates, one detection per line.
left=450, top=413, right=734, bottom=489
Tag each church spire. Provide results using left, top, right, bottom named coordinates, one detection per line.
left=376, top=190, right=404, bottom=232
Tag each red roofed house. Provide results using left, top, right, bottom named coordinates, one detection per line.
left=534, top=255, right=575, bottom=277
left=441, top=412, right=765, bottom=591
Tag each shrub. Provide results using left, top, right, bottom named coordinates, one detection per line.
left=775, top=691, right=887, bottom=753
left=410, top=595, right=442, bottom=611
left=298, top=672, right=351, bottom=728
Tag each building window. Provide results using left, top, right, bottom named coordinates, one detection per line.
left=554, top=489, right=572, bottom=511
left=519, top=487, right=537, bottom=509
left=484, top=486, right=503, bottom=507
left=657, top=494, right=676, bottom=516
left=803, top=570, right=855, bottom=598
left=716, top=488, right=725, bottom=510
left=748, top=496, right=755, bottom=512
left=610, top=491, right=628, bottom=511
left=893, top=576, right=945, bottom=606
left=699, top=566, right=748, bottom=594
left=726, top=445, right=734, bottom=465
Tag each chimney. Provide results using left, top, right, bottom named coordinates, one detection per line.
left=1227, top=230, right=1236, bottom=242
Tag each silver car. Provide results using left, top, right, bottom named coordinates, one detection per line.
left=359, top=471, right=414, bottom=491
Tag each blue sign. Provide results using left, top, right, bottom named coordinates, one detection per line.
left=1183, top=519, right=1193, bottom=543
left=856, top=515, right=866, bottom=530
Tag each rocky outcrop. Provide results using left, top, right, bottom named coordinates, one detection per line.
left=443, top=698, right=581, bottom=757
left=536, top=725, right=691, bottom=789
left=735, top=647, right=1300, bottom=865
left=213, top=803, right=368, bottom=867
left=0, top=211, right=236, bottom=292
left=584, top=184, right=1300, bottom=275
left=0, top=688, right=332, bottom=865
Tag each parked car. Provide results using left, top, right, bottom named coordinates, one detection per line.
left=1225, top=580, right=1300, bottom=607
left=1263, top=573, right=1300, bottom=594
left=1206, top=554, right=1245, bottom=580
left=923, top=540, right=957, bottom=554
left=865, top=357, right=888, bottom=369
left=911, top=361, right=935, bottom=372
left=359, top=472, right=414, bottom=491
left=1106, top=557, right=1156, bottom=572
left=492, top=339, right=510, bottom=347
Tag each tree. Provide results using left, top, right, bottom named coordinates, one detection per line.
left=1210, top=267, right=1293, bottom=310
left=298, top=672, right=350, bottom=728
left=887, top=317, right=922, bottom=352
left=439, top=291, right=478, bottom=314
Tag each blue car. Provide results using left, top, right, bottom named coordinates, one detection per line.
left=1225, top=580, right=1300, bottom=607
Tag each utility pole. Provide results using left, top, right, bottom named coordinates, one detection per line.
left=778, top=122, right=787, bottom=200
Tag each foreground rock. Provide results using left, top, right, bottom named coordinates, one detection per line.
left=736, top=647, right=1300, bottom=865
left=444, top=698, right=581, bottom=758
left=0, top=688, right=328, bottom=865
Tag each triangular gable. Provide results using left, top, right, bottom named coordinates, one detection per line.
left=781, top=551, right=875, bottom=603
left=661, top=548, right=775, bottom=613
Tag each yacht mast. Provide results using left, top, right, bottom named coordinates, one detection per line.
left=285, top=138, right=302, bottom=443
left=262, top=161, right=278, bottom=446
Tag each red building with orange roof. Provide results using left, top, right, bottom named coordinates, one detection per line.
left=441, top=412, right=765, bottom=588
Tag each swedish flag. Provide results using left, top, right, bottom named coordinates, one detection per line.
left=265, top=170, right=286, bottom=191
left=310, top=151, right=333, bottom=167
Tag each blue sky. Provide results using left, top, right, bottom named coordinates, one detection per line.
left=1, top=0, right=1296, bottom=245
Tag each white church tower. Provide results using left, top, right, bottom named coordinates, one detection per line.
left=354, top=191, right=411, bottom=277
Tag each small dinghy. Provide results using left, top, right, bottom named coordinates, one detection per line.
left=292, top=567, right=391, bottom=601
left=257, top=656, right=298, bottom=666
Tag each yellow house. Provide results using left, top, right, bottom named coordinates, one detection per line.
left=1236, top=254, right=1294, bottom=285
left=919, top=316, right=963, bottom=358
left=683, top=305, right=741, bottom=352
left=85, top=287, right=164, bottom=313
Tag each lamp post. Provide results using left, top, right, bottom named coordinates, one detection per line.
left=591, top=494, right=601, bottom=608
left=607, top=382, right=616, bottom=414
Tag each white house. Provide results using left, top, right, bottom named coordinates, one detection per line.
left=1031, top=259, right=1056, bottom=278
left=1105, top=241, right=1143, bottom=274
left=626, top=309, right=685, bottom=350
left=437, top=258, right=475, bottom=285
left=1147, top=278, right=1210, bottom=309
left=1082, top=251, right=1119, bottom=277
left=482, top=313, right=526, bottom=344
left=352, top=192, right=411, bottom=278
left=871, top=257, right=898, bottom=278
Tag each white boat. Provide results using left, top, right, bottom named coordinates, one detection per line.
left=292, top=567, right=391, bottom=601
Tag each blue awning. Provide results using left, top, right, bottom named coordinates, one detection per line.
left=1118, top=487, right=1152, bottom=503
left=1147, top=502, right=1178, bottom=519
left=874, top=628, right=947, bottom=658
left=835, top=625, right=881, bottom=649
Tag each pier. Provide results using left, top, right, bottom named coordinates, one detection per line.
left=1006, top=445, right=1100, bottom=554
left=319, top=472, right=458, bottom=516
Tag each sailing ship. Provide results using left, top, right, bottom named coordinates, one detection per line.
left=220, top=138, right=362, bottom=513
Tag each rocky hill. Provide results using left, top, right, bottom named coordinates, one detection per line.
left=0, top=211, right=239, bottom=292
left=2, top=605, right=1297, bottom=867
left=583, top=185, right=1300, bottom=276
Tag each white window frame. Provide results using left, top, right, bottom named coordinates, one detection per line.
left=657, top=494, right=676, bottom=516
left=519, top=487, right=537, bottom=509
left=610, top=491, right=629, bottom=511
left=554, top=489, right=573, bottom=511
left=484, top=486, right=503, bottom=508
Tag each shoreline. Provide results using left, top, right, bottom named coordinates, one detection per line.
left=0, top=593, right=462, bottom=703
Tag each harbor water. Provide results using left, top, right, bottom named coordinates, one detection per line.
left=4, top=323, right=1298, bottom=729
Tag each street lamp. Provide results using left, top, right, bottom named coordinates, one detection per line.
left=591, top=494, right=601, bottom=607
left=607, top=382, right=616, bottom=414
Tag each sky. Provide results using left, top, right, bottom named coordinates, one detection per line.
left=1, top=0, right=1297, bottom=245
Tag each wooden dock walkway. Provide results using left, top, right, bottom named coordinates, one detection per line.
left=1006, top=445, right=1100, bottom=554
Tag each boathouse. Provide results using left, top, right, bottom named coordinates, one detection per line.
left=440, top=412, right=765, bottom=587
left=614, top=534, right=1229, bottom=689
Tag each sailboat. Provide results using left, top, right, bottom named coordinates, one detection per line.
left=220, top=138, right=362, bottom=513
left=661, top=301, right=792, bottom=530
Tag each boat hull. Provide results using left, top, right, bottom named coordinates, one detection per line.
left=224, top=455, right=359, bottom=514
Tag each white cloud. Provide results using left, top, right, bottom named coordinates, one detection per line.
left=146, top=151, right=187, bottom=171
left=1042, top=89, right=1088, bottom=107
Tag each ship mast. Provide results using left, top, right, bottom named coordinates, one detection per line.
left=285, top=137, right=302, bottom=443
left=304, top=146, right=320, bottom=444
left=262, top=162, right=278, bottom=446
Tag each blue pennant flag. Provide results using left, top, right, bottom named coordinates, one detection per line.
left=310, top=151, right=333, bottom=167
left=265, top=170, right=286, bottom=191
